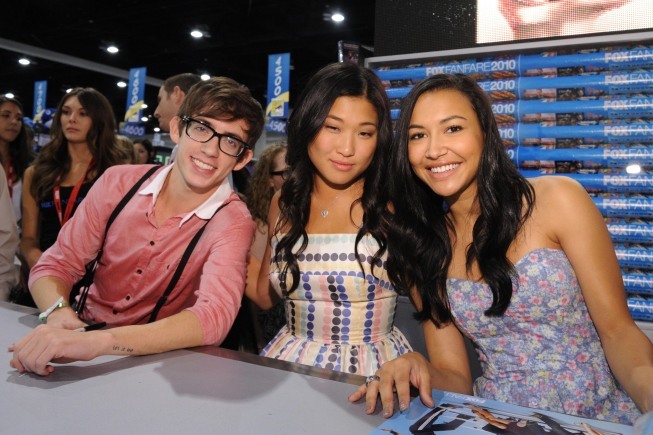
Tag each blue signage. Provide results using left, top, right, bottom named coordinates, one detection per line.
left=124, top=67, right=146, bottom=123
left=33, top=81, right=47, bottom=119
left=121, top=123, right=146, bottom=136
left=264, top=118, right=287, bottom=134
left=266, top=53, right=290, bottom=118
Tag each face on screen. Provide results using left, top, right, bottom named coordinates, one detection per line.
left=477, top=0, right=650, bottom=43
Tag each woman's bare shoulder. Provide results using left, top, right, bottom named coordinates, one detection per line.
left=528, top=175, right=588, bottom=207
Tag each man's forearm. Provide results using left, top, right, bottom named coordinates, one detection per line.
left=101, top=310, right=205, bottom=357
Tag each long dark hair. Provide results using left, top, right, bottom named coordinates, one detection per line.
left=30, top=87, right=122, bottom=202
left=0, top=96, right=33, bottom=181
left=387, top=74, right=535, bottom=326
left=275, top=62, right=393, bottom=294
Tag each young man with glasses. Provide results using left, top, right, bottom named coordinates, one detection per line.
left=9, top=77, right=264, bottom=376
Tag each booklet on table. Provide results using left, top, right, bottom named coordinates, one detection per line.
left=371, top=389, right=633, bottom=434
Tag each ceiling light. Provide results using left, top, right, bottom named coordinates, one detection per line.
left=626, top=164, right=642, bottom=174
left=200, top=74, right=210, bottom=81
left=153, top=127, right=161, bottom=132
left=5, top=93, right=15, bottom=99
left=66, top=88, right=73, bottom=93
left=117, top=81, right=127, bottom=88
left=141, top=103, right=148, bottom=109
left=18, top=58, right=30, bottom=66
left=107, top=46, right=119, bottom=54
left=331, top=13, right=345, bottom=22
left=190, top=30, right=204, bottom=38
left=141, top=116, right=149, bottom=122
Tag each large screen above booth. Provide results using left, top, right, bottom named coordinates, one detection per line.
left=375, top=0, right=653, bottom=56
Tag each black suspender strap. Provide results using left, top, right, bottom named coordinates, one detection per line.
left=147, top=200, right=231, bottom=323
left=106, top=166, right=162, bottom=232
left=75, top=165, right=161, bottom=313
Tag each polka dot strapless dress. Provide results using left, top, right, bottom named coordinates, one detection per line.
left=260, top=233, right=412, bottom=376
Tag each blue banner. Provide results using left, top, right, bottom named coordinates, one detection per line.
left=498, top=123, right=653, bottom=146
left=512, top=146, right=653, bottom=166
left=520, top=171, right=653, bottom=194
left=124, top=67, right=146, bottom=123
left=266, top=53, right=290, bottom=118
left=33, top=81, right=47, bottom=120
left=375, top=48, right=653, bottom=82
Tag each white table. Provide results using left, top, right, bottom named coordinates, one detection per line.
left=0, top=302, right=385, bottom=434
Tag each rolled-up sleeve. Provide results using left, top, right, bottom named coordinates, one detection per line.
left=185, top=203, right=255, bottom=345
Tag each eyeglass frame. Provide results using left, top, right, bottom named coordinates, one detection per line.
left=270, top=168, right=290, bottom=180
left=180, top=115, right=251, bottom=157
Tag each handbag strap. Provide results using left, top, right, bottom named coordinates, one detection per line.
left=147, top=200, right=231, bottom=323
left=75, top=165, right=161, bottom=312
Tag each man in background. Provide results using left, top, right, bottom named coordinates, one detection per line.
left=154, top=73, right=202, bottom=162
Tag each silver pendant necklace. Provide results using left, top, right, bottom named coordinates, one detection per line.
left=313, top=184, right=355, bottom=218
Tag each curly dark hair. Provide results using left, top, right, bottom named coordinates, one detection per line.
left=245, top=142, right=287, bottom=224
left=275, top=62, right=393, bottom=294
left=30, top=87, right=123, bottom=202
left=387, top=74, right=535, bottom=326
left=0, top=96, right=34, bottom=182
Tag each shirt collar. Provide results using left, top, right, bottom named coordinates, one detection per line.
left=138, top=164, right=234, bottom=227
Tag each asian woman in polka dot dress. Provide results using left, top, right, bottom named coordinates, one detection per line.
left=246, top=62, right=412, bottom=375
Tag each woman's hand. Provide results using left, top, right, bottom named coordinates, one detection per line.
left=348, top=351, right=435, bottom=418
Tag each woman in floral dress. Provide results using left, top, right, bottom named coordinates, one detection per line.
left=350, top=74, right=652, bottom=424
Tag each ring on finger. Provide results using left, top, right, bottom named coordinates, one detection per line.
left=365, top=374, right=381, bottom=386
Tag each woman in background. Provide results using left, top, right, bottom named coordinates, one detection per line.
left=0, top=96, right=33, bottom=223
left=115, top=134, right=134, bottom=164
left=244, top=142, right=288, bottom=348
left=133, top=137, right=154, bottom=164
left=247, top=62, right=412, bottom=376
left=21, top=87, right=126, bottom=269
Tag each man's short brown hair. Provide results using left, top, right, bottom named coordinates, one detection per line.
left=177, top=77, right=264, bottom=149
left=163, top=73, right=201, bottom=94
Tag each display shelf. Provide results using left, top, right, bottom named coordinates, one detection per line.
left=367, top=33, right=653, bottom=327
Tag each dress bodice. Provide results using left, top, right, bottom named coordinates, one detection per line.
left=262, top=233, right=411, bottom=375
left=270, top=233, right=397, bottom=343
left=447, top=248, right=639, bottom=424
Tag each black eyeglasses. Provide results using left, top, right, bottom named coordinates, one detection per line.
left=270, top=168, right=290, bottom=180
left=181, top=116, right=250, bottom=157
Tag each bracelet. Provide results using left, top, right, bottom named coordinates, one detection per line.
left=38, top=296, right=70, bottom=323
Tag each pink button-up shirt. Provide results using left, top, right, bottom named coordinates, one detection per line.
left=30, top=164, right=255, bottom=345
